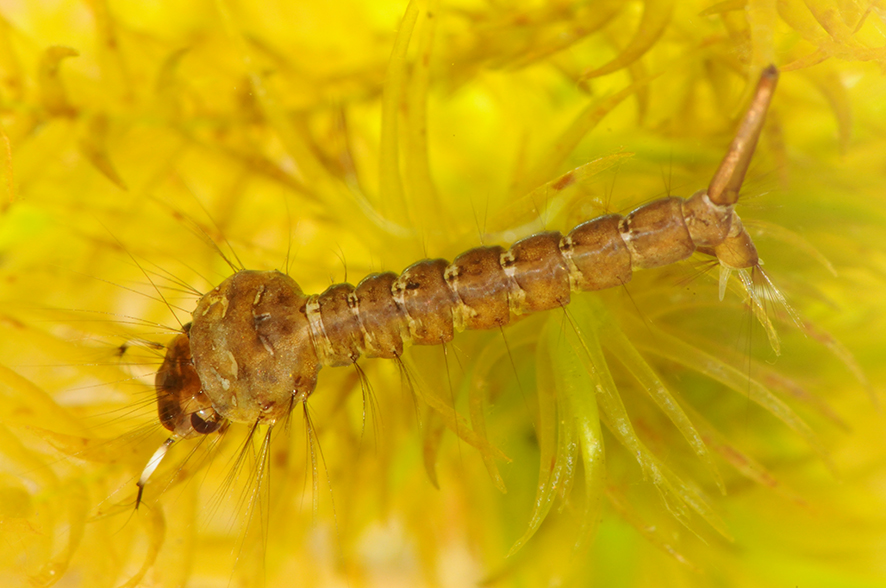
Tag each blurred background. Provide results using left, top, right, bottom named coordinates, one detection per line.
left=0, top=1, right=884, bottom=586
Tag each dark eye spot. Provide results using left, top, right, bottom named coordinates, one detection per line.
left=191, top=410, right=222, bottom=434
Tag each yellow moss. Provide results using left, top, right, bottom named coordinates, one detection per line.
left=0, top=1, right=884, bottom=587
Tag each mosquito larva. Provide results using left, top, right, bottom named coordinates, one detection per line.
left=137, top=66, right=780, bottom=496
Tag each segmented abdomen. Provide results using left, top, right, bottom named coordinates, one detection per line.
left=307, top=190, right=756, bottom=367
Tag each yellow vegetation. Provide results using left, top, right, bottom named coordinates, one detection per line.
left=0, top=1, right=884, bottom=587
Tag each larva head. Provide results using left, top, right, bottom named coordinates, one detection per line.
left=142, top=325, right=226, bottom=504
left=188, top=270, right=320, bottom=425
left=155, top=326, right=224, bottom=438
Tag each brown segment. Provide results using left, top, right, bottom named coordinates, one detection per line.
left=566, top=214, right=632, bottom=290
left=447, top=245, right=511, bottom=331
left=317, top=283, right=361, bottom=366
left=354, top=272, right=405, bottom=358
left=712, top=215, right=759, bottom=268
left=505, top=231, right=571, bottom=313
left=620, top=197, right=695, bottom=269
left=393, top=259, right=458, bottom=345
left=681, top=190, right=733, bottom=248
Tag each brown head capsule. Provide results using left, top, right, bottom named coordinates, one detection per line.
left=154, top=325, right=223, bottom=438
left=140, top=323, right=224, bottom=505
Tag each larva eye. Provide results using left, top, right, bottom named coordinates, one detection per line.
left=190, top=407, right=223, bottom=434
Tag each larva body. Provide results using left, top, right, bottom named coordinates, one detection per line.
left=5, top=0, right=882, bottom=583
left=181, top=191, right=749, bottom=429
left=143, top=66, right=777, bottom=486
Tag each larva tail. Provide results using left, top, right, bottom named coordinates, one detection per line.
left=707, top=65, right=779, bottom=207
left=700, top=67, right=789, bottom=353
left=729, top=264, right=803, bottom=357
